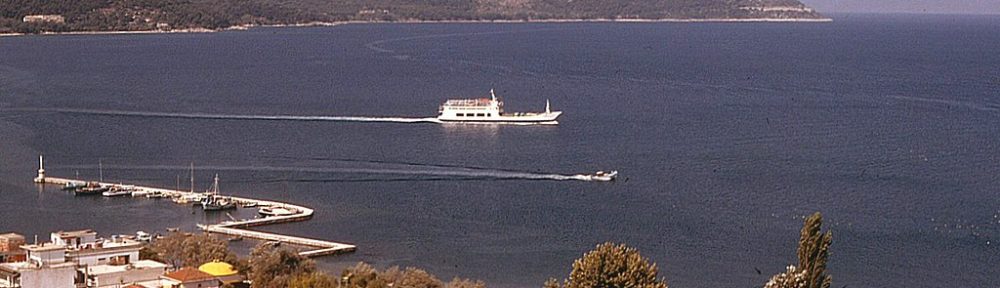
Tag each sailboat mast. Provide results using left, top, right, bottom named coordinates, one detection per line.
left=190, top=162, right=194, bottom=193
left=212, top=174, right=219, bottom=194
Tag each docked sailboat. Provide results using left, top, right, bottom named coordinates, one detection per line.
left=201, top=174, right=236, bottom=211
left=437, top=89, right=562, bottom=124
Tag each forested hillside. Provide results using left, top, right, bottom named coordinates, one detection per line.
left=0, top=0, right=826, bottom=34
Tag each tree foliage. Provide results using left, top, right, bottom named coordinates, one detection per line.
left=765, top=212, right=833, bottom=288
left=339, top=262, right=471, bottom=288
left=796, top=212, right=832, bottom=288
left=446, top=277, right=486, bottom=288
left=249, top=243, right=316, bottom=288
left=149, top=232, right=239, bottom=269
left=548, top=242, right=667, bottom=288
left=289, top=272, right=339, bottom=288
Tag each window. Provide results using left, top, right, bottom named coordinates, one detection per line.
left=476, top=113, right=485, bottom=117
left=456, top=113, right=464, bottom=117
left=487, top=113, right=491, bottom=117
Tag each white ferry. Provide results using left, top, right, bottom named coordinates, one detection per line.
left=437, top=89, right=562, bottom=124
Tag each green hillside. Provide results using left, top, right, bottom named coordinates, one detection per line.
left=0, top=0, right=827, bottom=34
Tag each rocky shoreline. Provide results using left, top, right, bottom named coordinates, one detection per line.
left=0, top=17, right=831, bottom=37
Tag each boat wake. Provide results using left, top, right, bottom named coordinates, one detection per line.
left=10, top=107, right=443, bottom=124
left=4, top=107, right=560, bottom=125
left=54, top=164, right=616, bottom=182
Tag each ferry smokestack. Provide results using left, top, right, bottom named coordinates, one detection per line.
left=34, top=155, right=45, bottom=183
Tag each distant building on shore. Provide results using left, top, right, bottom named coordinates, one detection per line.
left=0, top=233, right=26, bottom=263
left=22, top=15, right=65, bottom=24
left=0, top=229, right=166, bottom=288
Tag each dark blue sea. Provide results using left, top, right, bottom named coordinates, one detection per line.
left=1, top=14, right=998, bottom=287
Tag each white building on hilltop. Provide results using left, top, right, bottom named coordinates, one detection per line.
left=0, top=243, right=77, bottom=288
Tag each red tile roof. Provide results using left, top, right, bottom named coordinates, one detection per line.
left=163, top=267, right=218, bottom=282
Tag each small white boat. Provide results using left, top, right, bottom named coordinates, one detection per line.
left=131, top=189, right=150, bottom=197
left=588, top=170, right=618, bottom=182
left=173, top=194, right=205, bottom=204
left=102, top=186, right=134, bottom=197
left=135, top=231, right=152, bottom=242
left=258, top=206, right=296, bottom=217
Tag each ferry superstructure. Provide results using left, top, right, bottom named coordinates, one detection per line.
left=437, top=89, right=562, bottom=124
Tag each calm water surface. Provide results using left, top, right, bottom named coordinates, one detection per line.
left=1, top=14, right=998, bottom=288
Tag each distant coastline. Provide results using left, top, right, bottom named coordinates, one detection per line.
left=0, top=17, right=832, bottom=38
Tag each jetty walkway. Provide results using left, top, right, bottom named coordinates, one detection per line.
left=32, top=156, right=356, bottom=258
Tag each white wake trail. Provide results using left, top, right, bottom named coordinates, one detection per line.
left=56, top=164, right=605, bottom=182
left=31, top=108, right=443, bottom=124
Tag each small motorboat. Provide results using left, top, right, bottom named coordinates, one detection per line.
left=258, top=206, right=296, bottom=217
left=589, top=170, right=619, bottom=182
left=130, top=189, right=150, bottom=197
left=62, top=182, right=86, bottom=191
left=173, top=194, right=205, bottom=205
left=103, top=186, right=134, bottom=197
left=135, top=231, right=152, bottom=242
left=75, top=182, right=109, bottom=195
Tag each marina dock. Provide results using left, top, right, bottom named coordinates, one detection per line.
left=33, top=156, right=356, bottom=258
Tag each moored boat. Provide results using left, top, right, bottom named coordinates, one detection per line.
left=437, top=89, right=562, bottom=124
left=200, top=174, right=236, bottom=211
left=102, top=186, right=134, bottom=197
left=258, top=206, right=296, bottom=217
left=202, top=195, right=237, bottom=211
left=62, top=181, right=86, bottom=191
left=74, top=182, right=109, bottom=195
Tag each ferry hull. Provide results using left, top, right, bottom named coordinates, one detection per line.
left=437, top=111, right=562, bottom=124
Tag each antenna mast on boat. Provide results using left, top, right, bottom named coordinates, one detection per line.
left=210, top=174, right=219, bottom=195
left=545, top=100, right=551, bottom=114
left=99, top=159, right=103, bottom=182
left=490, top=89, right=497, bottom=102
left=189, top=162, right=194, bottom=193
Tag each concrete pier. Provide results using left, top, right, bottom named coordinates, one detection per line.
left=35, top=163, right=356, bottom=258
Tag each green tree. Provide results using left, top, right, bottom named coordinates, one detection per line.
left=796, top=212, right=832, bottom=288
left=548, top=242, right=668, bottom=288
left=341, top=262, right=388, bottom=288
left=765, top=212, right=832, bottom=288
left=150, top=232, right=238, bottom=268
left=249, top=243, right=316, bottom=288
left=289, top=272, right=338, bottom=288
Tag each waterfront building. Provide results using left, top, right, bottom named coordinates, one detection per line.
left=66, top=238, right=143, bottom=266
left=51, top=230, right=98, bottom=248
left=83, top=260, right=168, bottom=288
left=0, top=234, right=26, bottom=263
left=0, top=229, right=168, bottom=288
left=0, top=243, right=76, bottom=288
left=160, top=267, right=221, bottom=288
left=21, top=15, right=65, bottom=24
